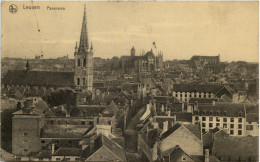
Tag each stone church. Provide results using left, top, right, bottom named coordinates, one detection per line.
left=2, top=5, right=93, bottom=91
left=119, top=47, right=163, bottom=73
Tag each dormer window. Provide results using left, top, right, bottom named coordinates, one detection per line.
left=209, top=110, right=213, bottom=116
left=203, top=110, right=206, bottom=115
left=238, top=111, right=243, bottom=117
left=216, top=110, right=220, bottom=116
left=223, top=111, right=227, bottom=116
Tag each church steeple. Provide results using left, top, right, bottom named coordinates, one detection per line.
left=78, top=4, right=89, bottom=52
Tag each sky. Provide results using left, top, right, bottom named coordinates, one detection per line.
left=1, top=1, right=259, bottom=62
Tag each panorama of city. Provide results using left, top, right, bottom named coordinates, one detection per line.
left=1, top=2, right=259, bottom=162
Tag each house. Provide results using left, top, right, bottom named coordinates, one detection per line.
left=193, top=102, right=250, bottom=136
left=212, top=136, right=258, bottom=161
left=84, top=135, right=127, bottom=161
left=245, top=113, right=259, bottom=136
left=51, top=147, right=81, bottom=161
left=159, top=123, right=203, bottom=157
left=172, top=84, right=235, bottom=102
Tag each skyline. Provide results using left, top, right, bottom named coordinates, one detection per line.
left=1, top=1, right=259, bottom=62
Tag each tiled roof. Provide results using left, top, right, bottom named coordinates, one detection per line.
left=34, top=150, right=52, bottom=158
left=246, top=113, right=259, bottom=123
left=174, top=112, right=193, bottom=122
left=160, top=123, right=201, bottom=140
left=194, top=103, right=247, bottom=117
left=213, top=136, right=258, bottom=161
left=189, top=98, right=220, bottom=104
left=172, top=84, right=224, bottom=93
left=87, top=134, right=127, bottom=161
left=52, top=147, right=81, bottom=156
left=40, top=125, right=90, bottom=138
left=2, top=70, right=74, bottom=86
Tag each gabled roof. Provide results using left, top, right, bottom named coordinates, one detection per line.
left=52, top=148, right=81, bottom=156
left=162, top=145, right=194, bottom=161
left=213, top=136, right=258, bottom=161
left=34, top=150, right=52, bottom=158
left=2, top=70, right=74, bottom=86
left=172, top=84, right=224, bottom=93
left=246, top=113, right=259, bottom=123
left=86, top=135, right=127, bottom=161
left=160, top=123, right=201, bottom=141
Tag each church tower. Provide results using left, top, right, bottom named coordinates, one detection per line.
left=74, top=5, right=93, bottom=91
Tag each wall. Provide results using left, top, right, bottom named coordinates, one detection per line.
left=160, top=126, right=203, bottom=156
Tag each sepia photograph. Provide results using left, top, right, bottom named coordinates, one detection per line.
left=1, top=1, right=259, bottom=161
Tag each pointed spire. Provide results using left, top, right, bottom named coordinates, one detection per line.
left=78, top=4, right=89, bottom=52
left=26, top=60, right=30, bottom=71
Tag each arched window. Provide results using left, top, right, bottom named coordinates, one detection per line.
left=78, top=59, right=81, bottom=67
left=77, top=78, right=80, bottom=85
left=83, top=58, right=86, bottom=67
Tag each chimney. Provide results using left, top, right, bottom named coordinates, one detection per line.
left=167, top=110, right=171, bottom=116
left=182, top=102, right=184, bottom=110
left=161, top=104, right=165, bottom=112
left=205, top=149, right=209, bottom=162
left=152, top=141, right=158, bottom=161
left=51, top=143, right=55, bottom=154
left=163, top=121, right=168, bottom=133
left=212, top=101, right=215, bottom=106
left=24, top=99, right=34, bottom=109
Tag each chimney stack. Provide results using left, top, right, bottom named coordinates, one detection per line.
left=51, top=143, right=55, bottom=154
left=162, top=121, right=168, bottom=133
left=205, top=149, right=210, bottom=162
left=212, top=101, right=216, bottom=106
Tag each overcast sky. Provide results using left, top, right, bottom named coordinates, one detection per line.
left=2, top=1, right=259, bottom=62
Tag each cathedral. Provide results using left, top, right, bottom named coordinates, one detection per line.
left=2, top=5, right=93, bottom=91
left=119, top=47, right=163, bottom=73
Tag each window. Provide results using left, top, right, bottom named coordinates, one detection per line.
left=223, top=118, right=227, bottom=122
left=184, top=104, right=187, bottom=111
left=195, top=116, right=199, bottom=121
left=180, top=94, right=182, bottom=97
left=209, top=117, right=213, bottom=121
left=81, top=121, right=86, bottom=125
left=194, top=94, right=197, bottom=98
left=75, top=158, right=80, bottom=161
left=203, top=111, right=206, bottom=115
left=56, top=158, right=61, bottom=161
left=68, top=140, right=72, bottom=144
left=246, top=125, right=253, bottom=130
left=78, top=59, right=81, bottom=67
left=41, top=140, right=45, bottom=144
left=199, top=93, right=201, bottom=98
left=223, top=111, right=227, bottom=116
left=175, top=94, right=178, bottom=97
left=216, top=117, right=220, bottom=122
left=65, top=158, right=70, bottom=161
left=209, top=123, right=213, bottom=128
left=83, top=58, right=86, bottom=67
left=39, top=158, right=43, bottom=161
left=209, top=111, right=213, bottom=116
left=89, top=121, right=93, bottom=125
left=23, top=149, right=28, bottom=152
left=83, top=78, right=86, bottom=85
left=182, top=157, right=186, bottom=161
left=223, top=123, right=227, bottom=128
left=202, top=129, right=206, bottom=133
left=238, top=130, right=242, bottom=135
left=55, top=140, right=59, bottom=144
left=216, top=111, right=220, bottom=116
left=202, top=123, right=206, bottom=127
left=58, top=121, right=62, bottom=125
left=216, top=123, right=220, bottom=127
left=238, top=112, right=242, bottom=117
left=190, top=94, right=192, bottom=97
left=230, top=118, right=234, bottom=122
left=51, top=120, right=54, bottom=125
left=209, top=94, right=211, bottom=98
left=238, top=118, right=242, bottom=123
left=185, top=93, right=187, bottom=97
left=77, top=78, right=80, bottom=85
left=23, top=133, right=28, bottom=136
left=230, top=130, right=234, bottom=135
left=204, top=94, right=207, bottom=98
left=230, top=124, right=234, bottom=128
left=202, top=117, right=206, bottom=121
left=238, top=124, right=242, bottom=129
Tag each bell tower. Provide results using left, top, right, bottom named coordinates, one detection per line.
left=74, top=5, right=93, bottom=91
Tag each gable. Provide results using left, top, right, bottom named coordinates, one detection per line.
left=86, top=146, right=121, bottom=161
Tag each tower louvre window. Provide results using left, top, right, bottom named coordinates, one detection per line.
left=84, top=58, right=86, bottom=67
left=83, top=78, right=86, bottom=85
left=77, top=78, right=80, bottom=85
left=78, top=59, right=81, bottom=67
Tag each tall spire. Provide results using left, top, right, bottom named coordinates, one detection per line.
left=78, top=4, right=89, bottom=52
